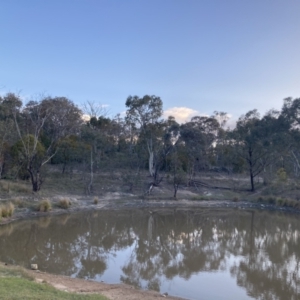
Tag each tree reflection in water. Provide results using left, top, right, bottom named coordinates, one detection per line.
left=0, top=208, right=300, bottom=299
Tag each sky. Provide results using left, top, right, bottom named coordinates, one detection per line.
left=1, top=0, right=300, bottom=124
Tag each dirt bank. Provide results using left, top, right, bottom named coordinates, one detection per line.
left=1, top=191, right=300, bottom=226
left=25, top=268, right=184, bottom=300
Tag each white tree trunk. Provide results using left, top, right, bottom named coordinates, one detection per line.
left=149, top=151, right=155, bottom=177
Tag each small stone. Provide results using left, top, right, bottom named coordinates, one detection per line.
left=31, top=264, right=38, bottom=270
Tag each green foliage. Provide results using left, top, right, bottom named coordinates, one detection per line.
left=277, top=168, right=287, bottom=182
left=12, top=135, right=46, bottom=161
left=11, top=135, right=46, bottom=180
left=1, top=91, right=300, bottom=196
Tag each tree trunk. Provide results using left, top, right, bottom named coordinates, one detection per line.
left=87, top=148, right=93, bottom=194
left=174, top=183, right=179, bottom=198
left=248, top=149, right=255, bottom=192
left=62, top=162, right=66, bottom=174
left=149, top=150, right=155, bottom=177
left=28, top=167, right=42, bottom=192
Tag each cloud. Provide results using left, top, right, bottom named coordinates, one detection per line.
left=163, top=107, right=199, bottom=123
left=81, top=114, right=91, bottom=122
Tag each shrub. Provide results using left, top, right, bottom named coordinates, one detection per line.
left=58, top=198, right=71, bottom=209
left=37, top=199, right=52, bottom=212
left=276, top=198, right=284, bottom=206
left=0, top=202, right=15, bottom=218
left=257, top=196, right=264, bottom=202
left=1, top=206, right=7, bottom=218
left=93, top=197, right=99, bottom=204
left=7, top=203, right=14, bottom=217
left=267, top=196, right=276, bottom=205
left=294, top=201, right=300, bottom=209
left=277, top=168, right=287, bottom=182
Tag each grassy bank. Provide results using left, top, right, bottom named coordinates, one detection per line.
left=0, top=264, right=108, bottom=300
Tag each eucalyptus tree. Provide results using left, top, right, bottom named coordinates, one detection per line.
left=179, top=115, right=220, bottom=181
left=125, top=95, right=163, bottom=180
left=12, top=96, right=82, bottom=192
left=0, top=93, right=22, bottom=178
left=232, top=109, right=289, bottom=191
left=281, top=97, right=300, bottom=177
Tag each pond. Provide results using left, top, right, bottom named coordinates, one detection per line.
left=0, top=208, right=300, bottom=300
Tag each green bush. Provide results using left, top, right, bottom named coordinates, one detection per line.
left=276, top=198, right=284, bottom=206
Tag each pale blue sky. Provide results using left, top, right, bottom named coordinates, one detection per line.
left=1, top=0, right=300, bottom=122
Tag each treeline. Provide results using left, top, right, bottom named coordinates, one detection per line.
left=0, top=93, right=300, bottom=194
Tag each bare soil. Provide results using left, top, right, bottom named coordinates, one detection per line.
left=27, top=269, right=184, bottom=300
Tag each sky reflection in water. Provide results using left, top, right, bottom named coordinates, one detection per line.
left=0, top=208, right=299, bottom=300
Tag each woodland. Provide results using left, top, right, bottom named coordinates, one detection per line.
left=0, top=93, right=300, bottom=198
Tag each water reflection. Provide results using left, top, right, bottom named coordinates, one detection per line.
left=0, top=208, right=300, bottom=299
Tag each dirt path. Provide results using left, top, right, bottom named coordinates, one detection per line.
left=28, top=269, right=185, bottom=300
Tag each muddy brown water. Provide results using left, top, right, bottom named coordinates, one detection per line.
left=0, top=208, right=300, bottom=300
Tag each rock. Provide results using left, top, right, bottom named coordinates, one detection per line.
left=31, top=264, right=38, bottom=270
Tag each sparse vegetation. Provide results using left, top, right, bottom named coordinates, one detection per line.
left=191, top=195, right=211, bottom=201
left=256, top=196, right=300, bottom=210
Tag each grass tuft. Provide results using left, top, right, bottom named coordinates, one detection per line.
left=0, top=202, right=15, bottom=218
left=58, top=198, right=71, bottom=209
left=37, top=199, right=52, bottom=212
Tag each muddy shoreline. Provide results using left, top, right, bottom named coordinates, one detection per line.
left=2, top=196, right=300, bottom=226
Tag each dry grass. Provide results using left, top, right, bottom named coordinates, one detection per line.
left=0, top=180, right=31, bottom=195
left=0, top=202, right=15, bottom=218
left=256, top=196, right=300, bottom=209
left=37, top=199, right=52, bottom=212
left=57, top=198, right=71, bottom=209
